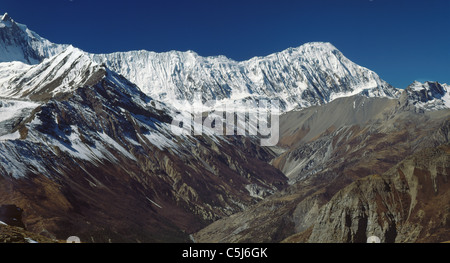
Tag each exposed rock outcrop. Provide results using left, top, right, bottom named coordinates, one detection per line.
left=301, top=144, right=450, bottom=243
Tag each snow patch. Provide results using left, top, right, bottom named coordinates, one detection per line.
left=25, top=238, right=39, bottom=243
left=146, top=197, right=163, bottom=209
left=0, top=141, right=47, bottom=178
left=0, top=131, right=20, bottom=141
left=97, top=132, right=137, bottom=161
left=0, top=100, right=40, bottom=123
left=143, top=131, right=179, bottom=151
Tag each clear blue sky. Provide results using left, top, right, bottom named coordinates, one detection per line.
left=2, top=0, right=449, bottom=89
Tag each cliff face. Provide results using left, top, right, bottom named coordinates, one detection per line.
left=303, top=144, right=450, bottom=243
left=0, top=204, right=59, bottom=243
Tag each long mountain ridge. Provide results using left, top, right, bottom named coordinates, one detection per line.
left=0, top=13, right=449, bottom=243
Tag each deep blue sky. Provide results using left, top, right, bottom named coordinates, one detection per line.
left=2, top=0, right=449, bottom=89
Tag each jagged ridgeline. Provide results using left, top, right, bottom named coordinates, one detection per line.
left=0, top=12, right=449, bottom=243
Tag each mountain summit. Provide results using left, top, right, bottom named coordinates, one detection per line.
left=0, top=12, right=67, bottom=64
left=1, top=13, right=12, bottom=22
left=397, top=81, right=450, bottom=111
left=92, top=42, right=400, bottom=111
left=0, top=45, right=103, bottom=101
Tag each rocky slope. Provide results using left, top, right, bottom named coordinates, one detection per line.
left=288, top=143, right=450, bottom=243
left=0, top=71, right=287, bottom=242
left=400, top=81, right=450, bottom=111
left=194, top=94, right=450, bottom=243
left=0, top=204, right=59, bottom=243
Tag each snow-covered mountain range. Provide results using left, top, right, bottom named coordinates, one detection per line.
left=1, top=12, right=449, bottom=113
left=0, top=12, right=400, bottom=112
left=0, top=14, right=290, bottom=241
left=91, top=43, right=400, bottom=111
left=0, top=13, right=449, bottom=243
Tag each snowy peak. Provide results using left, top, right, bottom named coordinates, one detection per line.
left=279, top=42, right=338, bottom=58
left=0, top=13, right=400, bottom=113
left=0, top=13, right=67, bottom=64
left=402, top=81, right=450, bottom=110
left=248, top=42, right=337, bottom=62
left=0, top=13, right=16, bottom=29
left=0, top=46, right=105, bottom=101
left=0, top=12, right=17, bottom=29
left=300, top=41, right=336, bottom=50
left=0, top=14, right=401, bottom=113
left=1, top=13, right=12, bottom=23
left=407, top=81, right=446, bottom=95
left=92, top=42, right=399, bottom=112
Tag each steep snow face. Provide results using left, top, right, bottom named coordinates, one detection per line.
left=0, top=46, right=104, bottom=100
left=0, top=13, right=399, bottom=112
left=444, top=84, right=450, bottom=108
left=92, top=42, right=400, bottom=112
left=0, top=13, right=67, bottom=64
left=0, top=100, right=39, bottom=125
left=404, top=81, right=450, bottom=110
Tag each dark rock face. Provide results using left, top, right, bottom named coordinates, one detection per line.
left=0, top=205, right=24, bottom=228
left=0, top=221, right=58, bottom=243
left=398, top=81, right=449, bottom=112
left=405, top=81, right=446, bottom=103
left=306, top=144, right=450, bottom=243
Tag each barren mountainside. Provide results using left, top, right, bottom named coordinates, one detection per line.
left=287, top=143, right=450, bottom=243
left=194, top=95, right=450, bottom=243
